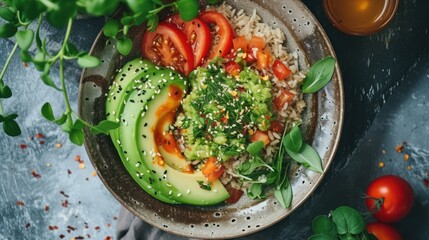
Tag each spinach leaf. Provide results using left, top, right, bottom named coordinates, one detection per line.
left=284, top=125, right=303, bottom=153
left=312, top=215, right=337, bottom=238
left=332, top=206, right=365, bottom=235
left=286, top=143, right=323, bottom=173
left=302, top=56, right=336, bottom=93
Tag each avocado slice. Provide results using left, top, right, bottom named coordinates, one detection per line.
left=106, top=58, right=155, bottom=149
left=117, top=68, right=182, bottom=203
left=135, top=79, right=230, bottom=205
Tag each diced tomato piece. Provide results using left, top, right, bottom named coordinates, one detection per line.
left=244, top=49, right=257, bottom=64
left=273, top=89, right=295, bottom=110
left=273, top=59, right=292, bottom=81
left=202, top=157, right=225, bottom=182
left=256, top=50, right=272, bottom=69
left=269, top=120, right=284, bottom=133
left=199, top=11, right=234, bottom=61
left=250, top=130, right=270, bottom=145
left=232, top=36, right=248, bottom=51
left=225, top=61, right=242, bottom=76
left=248, top=36, right=265, bottom=50
left=225, top=186, right=244, bottom=204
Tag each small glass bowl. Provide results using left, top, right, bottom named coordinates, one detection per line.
left=323, top=0, right=399, bottom=36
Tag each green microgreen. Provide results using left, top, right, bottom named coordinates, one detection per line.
left=197, top=180, right=212, bottom=191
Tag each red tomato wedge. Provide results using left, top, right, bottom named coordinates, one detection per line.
left=225, top=186, right=244, bottom=204
left=166, top=15, right=212, bottom=68
left=142, top=22, right=194, bottom=76
left=199, top=11, right=234, bottom=61
left=273, top=59, right=292, bottom=81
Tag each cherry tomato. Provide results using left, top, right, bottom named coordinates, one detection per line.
left=225, top=186, right=244, bottom=204
left=142, top=22, right=194, bottom=76
left=244, top=49, right=257, bottom=64
left=225, top=61, right=242, bottom=76
left=273, top=59, right=292, bottom=81
left=199, top=11, right=234, bottom=61
left=366, top=223, right=403, bottom=240
left=273, top=89, right=295, bottom=111
left=166, top=15, right=212, bottom=68
left=365, top=175, right=414, bottom=223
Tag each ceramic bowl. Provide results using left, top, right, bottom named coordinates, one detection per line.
left=78, top=0, right=344, bottom=238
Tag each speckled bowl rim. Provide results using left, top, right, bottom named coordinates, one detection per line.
left=78, top=0, right=344, bottom=238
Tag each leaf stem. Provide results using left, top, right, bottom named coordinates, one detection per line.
left=0, top=42, right=19, bottom=115
left=58, top=19, right=74, bottom=124
left=148, top=2, right=176, bottom=15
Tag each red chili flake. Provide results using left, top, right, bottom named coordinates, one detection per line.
left=16, top=201, right=25, bottom=206
left=36, top=133, right=44, bottom=139
left=31, top=170, right=42, bottom=179
left=395, top=144, right=404, bottom=153
left=105, top=236, right=112, bottom=240
left=59, top=235, right=65, bottom=239
left=67, top=225, right=76, bottom=231
left=48, top=225, right=58, bottom=230
left=424, top=178, right=429, bottom=187
left=19, top=144, right=28, bottom=149
left=25, top=223, right=31, bottom=229
left=94, top=226, right=100, bottom=230
left=106, top=223, right=111, bottom=228
left=60, top=191, right=69, bottom=198
left=44, top=205, right=50, bottom=212
left=67, top=169, right=72, bottom=175
left=39, top=140, right=45, bottom=145
left=23, top=62, right=29, bottom=68
left=74, top=155, right=84, bottom=164
left=61, top=200, right=69, bottom=208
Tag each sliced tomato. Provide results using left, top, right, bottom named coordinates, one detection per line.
left=225, top=186, right=244, bottom=204
left=250, top=130, right=270, bottom=145
left=202, top=157, right=225, bottom=182
left=199, top=11, right=234, bottom=61
left=225, top=61, right=242, bottom=76
left=232, top=36, right=248, bottom=51
left=269, top=120, right=284, bottom=133
left=142, top=22, right=194, bottom=76
left=273, top=59, right=292, bottom=81
left=256, top=50, right=272, bottom=69
left=248, top=36, right=265, bottom=50
left=166, top=15, right=212, bottom=68
left=273, top=89, right=295, bottom=110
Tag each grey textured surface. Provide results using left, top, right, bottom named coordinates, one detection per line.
left=0, top=0, right=428, bottom=239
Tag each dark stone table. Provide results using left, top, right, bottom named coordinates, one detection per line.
left=0, top=0, right=428, bottom=239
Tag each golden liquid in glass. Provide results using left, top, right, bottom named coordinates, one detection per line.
left=324, top=0, right=396, bottom=34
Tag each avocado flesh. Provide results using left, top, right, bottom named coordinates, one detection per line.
left=136, top=82, right=230, bottom=205
left=118, top=69, right=181, bottom=203
left=106, top=58, right=155, bottom=150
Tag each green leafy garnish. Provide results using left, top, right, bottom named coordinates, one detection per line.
left=197, top=180, right=212, bottom=191
left=0, top=0, right=214, bottom=140
left=302, top=56, right=336, bottom=93
left=283, top=124, right=303, bottom=153
left=309, top=206, right=377, bottom=240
